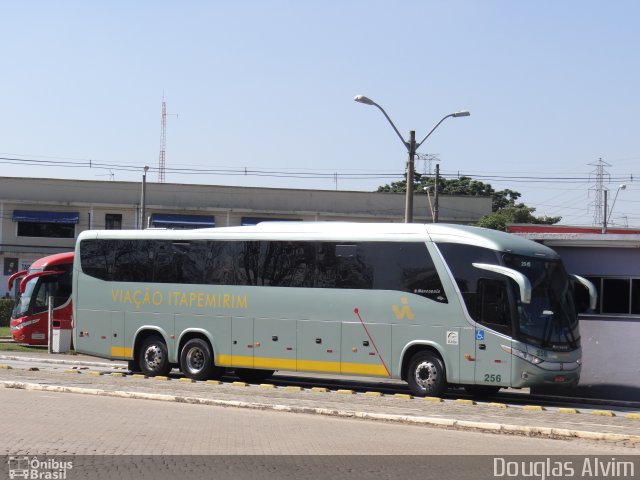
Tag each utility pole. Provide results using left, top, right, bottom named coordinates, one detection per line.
left=602, top=189, right=608, bottom=233
left=405, top=131, right=416, bottom=223
left=141, top=166, right=149, bottom=229
left=433, top=164, right=440, bottom=223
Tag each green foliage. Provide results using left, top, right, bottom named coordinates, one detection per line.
left=377, top=174, right=520, bottom=213
left=476, top=206, right=561, bottom=232
left=377, top=173, right=561, bottom=231
left=0, top=299, right=14, bottom=327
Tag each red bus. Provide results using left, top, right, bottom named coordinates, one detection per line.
left=8, top=252, right=74, bottom=345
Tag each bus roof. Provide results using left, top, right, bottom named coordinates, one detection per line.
left=29, top=251, right=75, bottom=270
left=77, top=222, right=559, bottom=258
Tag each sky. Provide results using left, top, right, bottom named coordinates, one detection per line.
left=1, top=1, right=639, bottom=227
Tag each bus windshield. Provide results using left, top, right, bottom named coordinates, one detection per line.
left=14, top=277, right=37, bottom=317
left=14, top=275, right=66, bottom=317
left=502, top=254, right=579, bottom=350
left=436, top=243, right=579, bottom=351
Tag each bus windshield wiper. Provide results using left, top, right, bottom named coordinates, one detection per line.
left=540, top=313, right=553, bottom=348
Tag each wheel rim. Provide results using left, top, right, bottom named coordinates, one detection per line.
left=185, top=346, right=205, bottom=374
left=414, top=360, right=438, bottom=390
left=144, top=344, right=164, bottom=371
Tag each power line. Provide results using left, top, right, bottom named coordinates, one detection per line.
left=0, top=155, right=638, bottom=190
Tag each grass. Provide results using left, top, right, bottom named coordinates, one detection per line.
left=0, top=326, right=48, bottom=352
left=0, top=342, right=46, bottom=353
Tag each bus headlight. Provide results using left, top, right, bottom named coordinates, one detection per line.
left=502, top=345, right=543, bottom=365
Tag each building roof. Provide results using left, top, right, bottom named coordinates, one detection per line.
left=507, top=224, right=640, bottom=248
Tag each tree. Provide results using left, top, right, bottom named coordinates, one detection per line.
left=377, top=173, right=561, bottom=231
left=378, top=174, right=520, bottom=212
left=476, top=206, right=561, bottom=232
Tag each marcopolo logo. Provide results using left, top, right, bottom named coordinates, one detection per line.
left=7, top=456, right=73, bottom=479
left=392, top=297, right=415, bottom=321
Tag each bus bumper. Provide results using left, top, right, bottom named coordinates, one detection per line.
left=10, top=318, right=47, bottom=346
left=510, top=357, right=581, bottom=389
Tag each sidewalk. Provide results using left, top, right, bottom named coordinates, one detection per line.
left=0, top=349, right=127, bottom=366
left=0, top=352, right=639, bottom=447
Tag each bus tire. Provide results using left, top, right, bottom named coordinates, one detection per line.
left=235, top=368, right=275, bottom=383
left=180, top=338, right=223, bottom=381
left=406, top=351, right=446, bottom=397
left=138, top=335, right=172, bottom=377
left=464, top=385, right=500, bottom=397
left=127, top=360, right=141, bottom=373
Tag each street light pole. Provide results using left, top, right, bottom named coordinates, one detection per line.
left=434, top=164, right=440, bottom=223
left=603, top=184, right=627, bottom=233
left=354, top=95, right=469, bottom=223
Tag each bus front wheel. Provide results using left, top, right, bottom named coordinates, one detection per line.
left=406, top=351, right=446, bottom=397
left=139, top=335, right=172, bottom=377
left=180, top=338, right=223, bottom=381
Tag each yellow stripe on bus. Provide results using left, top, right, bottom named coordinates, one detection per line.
left=110, top=346, right=133, bottom=358
left=107, top=349, right=390, bottom=376
left=216, top=354, right=389, bottom=377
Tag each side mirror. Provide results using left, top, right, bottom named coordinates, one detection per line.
left=570, top=274, right=597, bottom=311
left=472, top=263, right=532, bottom=304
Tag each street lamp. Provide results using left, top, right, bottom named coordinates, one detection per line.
left=423, top=185, right=435, bottom=222
left=603, top=184, right=627, bottom=233
left=354, top=95, right=469, bottom=222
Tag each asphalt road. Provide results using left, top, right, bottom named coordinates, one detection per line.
left=3, top=387, right=635, bottom=456
left=2, top=352, right=639, bottom=480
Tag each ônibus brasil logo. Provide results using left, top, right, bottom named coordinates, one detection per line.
left=7, top=456, right=73, bottom=479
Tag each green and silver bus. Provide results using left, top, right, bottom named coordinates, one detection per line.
left=72, top=222, right=595, bottom=397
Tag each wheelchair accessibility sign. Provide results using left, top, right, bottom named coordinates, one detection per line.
left=475, top=329, right=485, bottom=341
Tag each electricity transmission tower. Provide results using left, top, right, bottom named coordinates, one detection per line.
left=588, top=158, right=610, bottom=226
left=415, top=153, right=440, bottom=176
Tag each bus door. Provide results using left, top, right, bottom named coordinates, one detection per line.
left=473, top=278, right=512, bottom=387
left=231, top=316, right=254, bottom=368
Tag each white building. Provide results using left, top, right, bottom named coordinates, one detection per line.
left=0, top=176, right=491, bottom=294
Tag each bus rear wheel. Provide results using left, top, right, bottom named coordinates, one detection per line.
left=406, top=351, right=446, bottom=397
left=180, top=338, right=223, bottom=381
left=138, top=335, right=172, bottom=377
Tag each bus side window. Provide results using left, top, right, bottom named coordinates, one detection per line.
left=204, top=241, right=236, bottom=285
left=260, top=241, right=315, bottom=287
left=335, top=244, right=373, bottom=289
left=477, top=278, right=511, bottom=334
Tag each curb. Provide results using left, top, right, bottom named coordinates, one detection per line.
left=2, top=380, right=638, bottom=445
left=0, top=354, right=127, bottom=369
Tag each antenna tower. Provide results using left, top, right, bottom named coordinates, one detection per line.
left=158, top=97, right=167, bottom=183
left=588, top=157, right=611, bottom=226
